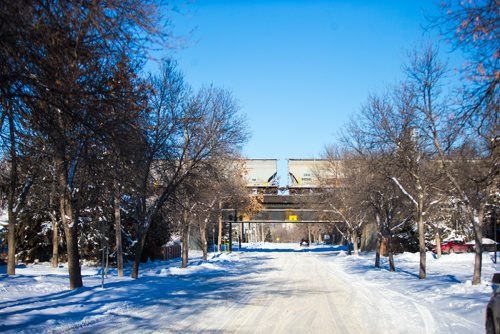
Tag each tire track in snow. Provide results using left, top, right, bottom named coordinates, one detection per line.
left=232, top=251, right=365, bottom=333
left=233, top=251, right=302, bottom=333
left=308, top=253, right=351, bottom=333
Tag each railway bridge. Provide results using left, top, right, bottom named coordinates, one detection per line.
left=216, top=159, right=344, bottom=249
left=241, top=194, right=339, bottom=224
left=237, top=159, right=342, bottom=224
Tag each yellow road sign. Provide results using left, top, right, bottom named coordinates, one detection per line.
left=288, top=215, right=298, bottom=221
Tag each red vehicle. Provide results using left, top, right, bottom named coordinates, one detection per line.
left=432, top=240, right=471, bottom=254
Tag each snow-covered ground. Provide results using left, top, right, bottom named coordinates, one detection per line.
left=0, top=243, right=497, bottom=333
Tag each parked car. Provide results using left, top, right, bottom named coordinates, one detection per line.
left=300, top=239, right=309, bottom=247
left=486, top=273, right=500, bottom=334
left=431, top=240, right=471, bottom=254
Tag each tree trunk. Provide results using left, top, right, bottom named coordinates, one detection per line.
left=131, top=229, right=147, bottom=279
left=6, top=112, right=17, bottom=276
left=375, top=233, right=381, bottom=268
left=471, top=207, right=483, bottom=285
left=435, top=230, right=442, bottom=259
left=105, top=247, right=109, bottom=276
left=200, top=220, right=208, bottom=261
left=56, top=156, right=83, bottom=289
left=49, top=177, right=59, bottom=268
left=347, top=235, right=352, bottom=255
left=51, top=218, right=59, bottom=268
left=60, top=200, right=83, bottom=289
left=7, top=209, right=16, bottom=275
left=353, top=232, right=359, bottom=255
left=101, top=216, right=106, bottom=287
left=417, top=197, right=426, bottom=279
left=181, top=209, right=190, bottom=268
left=61, top=198, right=82, bottom=289
left=218, top=210, right=223, bottom=252
left=359, top=227, right=366, bottom=252
left=375, top=213, right=381, bottom=268
left=388, top=234, right=395, bottom=272
left=114, top=180, right=123, bottom=277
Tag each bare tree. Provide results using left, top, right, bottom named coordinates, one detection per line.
left=319, top=147, right=367, bottom=256
left=129, top=71, right=248, bottom=277
left=342, top=80, right=444, bottom=278
left=404, top=44, right=496, bottom=284
left=193, top=159, right=251, bottom=260
left=369, top=179, right=413, bottom=272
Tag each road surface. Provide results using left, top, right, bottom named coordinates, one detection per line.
left=102, top=246, right=450, bottom=334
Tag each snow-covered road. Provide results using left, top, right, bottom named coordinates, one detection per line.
left=0, top=243, right=495, bottom=333
left=158, top=246, right=471, bottom=333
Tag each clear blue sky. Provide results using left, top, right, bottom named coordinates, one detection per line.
left=160, top=0, right=452, bottom=161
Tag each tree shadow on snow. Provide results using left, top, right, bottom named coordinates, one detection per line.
left=0, top=255, right=279, bottom=333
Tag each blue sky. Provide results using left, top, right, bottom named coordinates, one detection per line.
left=160, top=0, right=453, bottom=161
